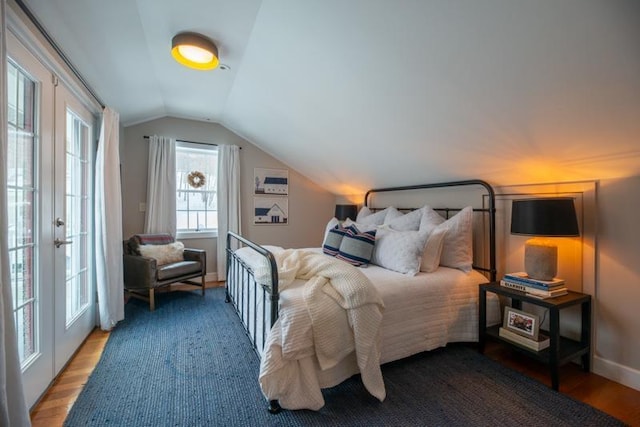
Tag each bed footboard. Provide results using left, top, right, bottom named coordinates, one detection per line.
left=225, top=231, right=279, bottom=355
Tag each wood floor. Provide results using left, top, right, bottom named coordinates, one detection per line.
left=30, top=288, right=640, bottom=426
left=483, top=342, right=640, bottom=426
left=30, top=328, right=110, bottom=426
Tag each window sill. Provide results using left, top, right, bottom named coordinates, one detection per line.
left=176, top=230, right=218, bottom=240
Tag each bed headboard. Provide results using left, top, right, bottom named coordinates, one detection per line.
left=364, top=179, right=496, bottom=281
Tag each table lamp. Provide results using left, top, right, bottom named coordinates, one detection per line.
left=334, top=204, right=358, bottom=222
left=510, top=198, right=579, bottom=281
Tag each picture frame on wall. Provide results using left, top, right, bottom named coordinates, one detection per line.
left=503, top=306, right=540, bottom=340
left=254, top=168, right=288, bottom=196
left=254, top=197, right=288, bottom=225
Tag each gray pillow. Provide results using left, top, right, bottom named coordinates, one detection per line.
left=322, top=225, right=349, bottom=257
left=335, top=226, right=377, bottom=266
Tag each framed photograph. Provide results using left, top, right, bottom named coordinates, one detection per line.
left=254, top=168, right=288, bottom=196
left=254, top=197, right=288, bottom=225
left=503, top=307, right=539, bottom=340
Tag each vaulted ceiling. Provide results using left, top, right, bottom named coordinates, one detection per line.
left=20, top=0, right=640, bottom=195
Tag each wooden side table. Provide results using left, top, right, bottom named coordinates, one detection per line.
left=479, top=281, right=591, bottom=391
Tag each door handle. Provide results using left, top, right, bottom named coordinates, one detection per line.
left=54, top=238, right=73, bottom=248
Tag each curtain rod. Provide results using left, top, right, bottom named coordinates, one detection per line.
left=143, top=135, right=241, bottom=149
left=14, top=0, right=106, bottom=109
left=144, top=135, right=215, bottom=146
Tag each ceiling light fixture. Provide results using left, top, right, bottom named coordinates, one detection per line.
left=171, top=32, right=219, bottom=70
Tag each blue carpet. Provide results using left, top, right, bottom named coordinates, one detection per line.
left=64, top=287, right=624, bottom=426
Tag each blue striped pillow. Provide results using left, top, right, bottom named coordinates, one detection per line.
left=335, top=225, right=377, bottom=266
left=322, top=225, right=349, bottom=256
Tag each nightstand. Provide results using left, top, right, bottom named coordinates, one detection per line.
left=478, top=281, right=591, bottom=391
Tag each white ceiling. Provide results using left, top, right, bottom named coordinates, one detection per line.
left=20, top=0, right=640, bottom=195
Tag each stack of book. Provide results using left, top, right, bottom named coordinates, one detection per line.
left=499, top=327, right=550, bottom=351
left=500, top=272, right=568, bottom=299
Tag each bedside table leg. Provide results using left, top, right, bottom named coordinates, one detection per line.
left=549, top=308, right=560, bottom=391
left=479, top=287, right=487, bottom=354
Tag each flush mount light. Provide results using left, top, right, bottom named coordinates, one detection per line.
left=171, top=32, right=219, bottom=70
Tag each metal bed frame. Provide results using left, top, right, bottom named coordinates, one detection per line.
left=363, top=179, right=496, bottom=281
left=225, top=231, right=279, bottom=355
left=225, top=179, right=496, bottom=412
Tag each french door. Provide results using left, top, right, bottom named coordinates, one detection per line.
left=6, top=31, right=96, bottom=408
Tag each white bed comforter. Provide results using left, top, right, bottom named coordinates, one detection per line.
left=256, top=249, right=385, bottom=410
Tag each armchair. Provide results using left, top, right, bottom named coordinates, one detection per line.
left=123, top=233, right=206, bottom=310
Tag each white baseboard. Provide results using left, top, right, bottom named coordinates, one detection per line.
left=205, top=272, right=219, bottom=283
left=593, top=355, right=640, bottom=392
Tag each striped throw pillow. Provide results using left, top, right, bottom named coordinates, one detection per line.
left=322, top=225, right=349, bottom=257
left=335, top=225, right=377, bottom=267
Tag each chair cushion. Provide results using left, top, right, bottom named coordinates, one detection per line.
left=139, top=242, right=184, bottom=265
left=157, top=260, right=202, bottom=281
left=128, top=233, right=175, bottom=255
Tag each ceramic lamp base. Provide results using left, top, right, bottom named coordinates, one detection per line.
left=524, top=239, right=557, bottom=281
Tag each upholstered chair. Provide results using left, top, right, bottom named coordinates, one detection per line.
left=123, top=233, right=206, bottom=310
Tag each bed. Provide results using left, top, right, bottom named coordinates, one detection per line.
left=225, top=180, right=502, bottom=412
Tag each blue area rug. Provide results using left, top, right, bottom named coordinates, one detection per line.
left=64, top=287, right=624, bottom=426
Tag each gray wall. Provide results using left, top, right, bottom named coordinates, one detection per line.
left=121, top=117, right=335, bottom=276
left=595, top=176, right=640, bottom=381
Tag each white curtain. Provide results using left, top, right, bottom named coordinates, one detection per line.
left=216, top=145, right=241, bottom=281
left=0, top=0, right=31, bottom=423
left=94, top=107, right=124, bottom=330
left=144, top=135, right=176, bottom=236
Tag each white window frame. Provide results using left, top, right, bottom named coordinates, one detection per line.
left=175, top=141, right=218, bottom=240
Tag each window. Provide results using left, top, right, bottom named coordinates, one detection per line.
left=176, top=142, right=218, bottom=238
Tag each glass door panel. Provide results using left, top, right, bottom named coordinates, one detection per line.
left=64, top=111, right=90, bottom=325
left=53, top=84, right=95, bottom=374
left=6, top=61, right=39, bottom=368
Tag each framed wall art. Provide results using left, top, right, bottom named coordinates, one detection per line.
left=254, top=168, right=288, bottom=196
left=254, top=197, right=288, bottom=225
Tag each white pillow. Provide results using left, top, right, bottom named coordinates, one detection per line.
left=356, top=206, right=391, bottom=226
left=383, top=207, right=423, bottom=231
left=382, top=206, right=404, bottom=223
left=323, top=217, right=340, bottom=242
left=420, top=227, right=447, bottom=273
left=372, top=228, right=429, bottom=276
left=420, top=206, right=473, bottom=272
left=355, top=206, right=372, bottom=222
left=138, top=242, right=185, bottom=266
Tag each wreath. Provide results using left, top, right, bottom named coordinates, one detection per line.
left=187, top=171, right=206, bottom=188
